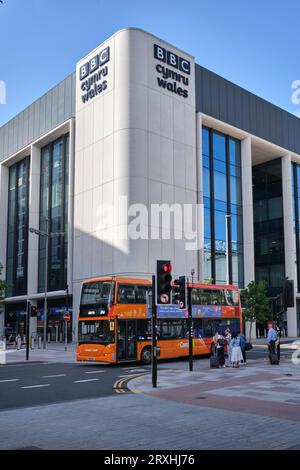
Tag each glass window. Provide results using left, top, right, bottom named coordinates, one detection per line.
left=230, top=176, right=242, bottom=206
left=229, top=139, right=241, bottom=167
left=203, top=167, right=210, bottom=199
left=224, top=290, right=240, bottom=306
left=38, top=135, right=69, bottom=293
left=202, top=128, right=210, bottom=158
left=253, top=159, right=285, bottom=296
left=117, top=284, right=137, bottom=304
left=203, top=239, right=212, bottom=281
left=215, top=251, right=226, bottom=285
left=214, top=171, right=227, bottom=203
left=268, top=197, right=283, bottom=220
left=193, top=318, right=203, bottom=338
left=213, top=133, right=226, bottom=162
left=214, top=211, right=226, bottom=242
left=202, top=127, right=243, bottom=288
left=137, top=320, right=152, bottom=341
left=6, top=158, right=29, bottom=297
left=204, top=207, right=211, bottom=239
left=231, top=214, right=243, bottom=245
left=202, top=319, right=214, bottom=337
left=81, top=282, right=113, bottom=305
left=159, top=320, right=185, bottom=340
left=78, top=320, right=114, bottom=344
left=136, top=285, right=150, bottom=304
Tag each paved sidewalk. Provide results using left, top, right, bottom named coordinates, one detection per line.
left=128, top=355, right=300, bottom=425
left=0, top=349, right=300, bottom=449
left=0, top=343, right=76, bottom=364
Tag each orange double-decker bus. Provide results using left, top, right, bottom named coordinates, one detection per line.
left=76, top=276, right=242, bottom=364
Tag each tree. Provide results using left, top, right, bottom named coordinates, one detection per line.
left=0, top=264, right=6, bottom=306
left=241, top=280, right=271, bottom=341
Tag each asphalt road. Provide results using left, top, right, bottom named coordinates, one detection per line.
left=0, top=345, right=295, bottom=411
left=0, top=362, right=150, bottom=411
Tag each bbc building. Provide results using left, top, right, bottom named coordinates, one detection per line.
left=0, top=28, right=300, bottom=342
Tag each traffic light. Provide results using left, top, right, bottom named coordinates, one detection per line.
left=174, top=276, right=187, bottom=309
left=156, top=260, right=172, bottom=305
left=30, top=306, right=37, bottom=317
left=283, top=279, right=294, bottom=309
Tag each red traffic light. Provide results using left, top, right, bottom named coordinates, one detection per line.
left=163, top=264, right=172, bottom=273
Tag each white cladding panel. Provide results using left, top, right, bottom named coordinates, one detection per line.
left=74, top=29, right=197, bottom=287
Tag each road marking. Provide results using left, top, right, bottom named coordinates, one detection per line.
left=42, top=374, right=66, bottom=379
left=122, top=367, right=146, bottom=372
left=21, top=384, right=50, bottom=389
left=74, top=378, right=99, bottom=383
left=0, top=379, right=19, bottom=383
left=85, top=370, right=105, bottom=374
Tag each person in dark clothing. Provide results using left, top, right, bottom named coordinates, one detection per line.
left=238, top=332, right=247, bottom=364
left=216, top=333, right=226, bottom=368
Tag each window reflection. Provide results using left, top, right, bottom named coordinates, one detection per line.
left=6, top=158, right=29, bottom=297
left=38, top=135, right=69, bottom=293
left=202, top=127, right=244, bottom=287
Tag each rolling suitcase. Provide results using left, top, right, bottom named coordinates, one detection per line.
left=210, top=354, right=219, bottom=368
left=269, top=353, right=279, bottom=365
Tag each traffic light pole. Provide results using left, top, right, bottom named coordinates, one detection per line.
left=188, top=285, right=193, bottom=372
left=152, top=275, right=158, bottom=388
left=26, top=301, right=30, bottom=361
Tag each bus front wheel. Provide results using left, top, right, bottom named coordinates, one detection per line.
left=141, top=347, right=151, bottom=365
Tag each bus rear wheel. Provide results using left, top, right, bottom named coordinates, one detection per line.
left=141, top=347, right=151, bottom=365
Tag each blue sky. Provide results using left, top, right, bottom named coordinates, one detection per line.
left=0, top=0, right=300, bottom=126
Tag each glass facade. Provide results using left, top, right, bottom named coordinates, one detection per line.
left=202, top=128, right=244, bottom=287
left=38, top=134, right=69, bottom=293
left=6, top=158, right=30, bottom=297
left=292, top=162, right=300, bottom=293
left=253, top=159, right=285, bottom=297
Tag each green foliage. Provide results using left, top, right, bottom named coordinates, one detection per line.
left=241, top=280, right=271, bottom=339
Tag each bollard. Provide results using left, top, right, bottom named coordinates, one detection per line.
left=48, top=332, right=51, bottom=343
left=31, top=336, right=35, bottom=350
left=38, top=336, right=42, bottom=349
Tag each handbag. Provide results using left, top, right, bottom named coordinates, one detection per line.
left=245, top=342, right=253, bottom=351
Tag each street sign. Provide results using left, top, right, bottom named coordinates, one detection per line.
left=63, top=312, right=71, bottom=322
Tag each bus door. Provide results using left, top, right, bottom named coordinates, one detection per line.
left=117, top=320, right=137, bottom=361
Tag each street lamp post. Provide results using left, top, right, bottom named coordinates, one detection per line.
left=65, top=284, right=69, bottom=352
left=29, top=219, right=64, bottom=350
left=225, top=214, right=231, bottom=285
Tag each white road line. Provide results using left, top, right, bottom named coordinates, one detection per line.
left=21, top=384, right=50, bottom=389
left=85, top=370, right=105, bottom=374
left=42, top=374, right=67, bottom=378
left=74, top=378, right=100, bottom=383
left=0, top=379, right=20, bottom=383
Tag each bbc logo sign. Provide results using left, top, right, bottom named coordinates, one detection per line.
left=154, top=44, right=190, bottom=75
left=80, top=47, right=110, bottom=81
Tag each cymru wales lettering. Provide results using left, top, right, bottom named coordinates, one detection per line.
left=154, top=44, right=190, bottom=98
left=79, top=47, right=110, bottom=104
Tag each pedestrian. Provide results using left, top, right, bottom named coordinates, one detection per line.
left=238, top=331, right=247, bottom=365
left=224, top=328, right=232, bottom=367
left=275, top=323, right=281, bottom=361
left=216, top=331, right=226, bottom=368
left=230, top=332, right=243, bottom=368
left=267, top=322, right=278, bottom=356
left=16, top=334, right=22, bottom=351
